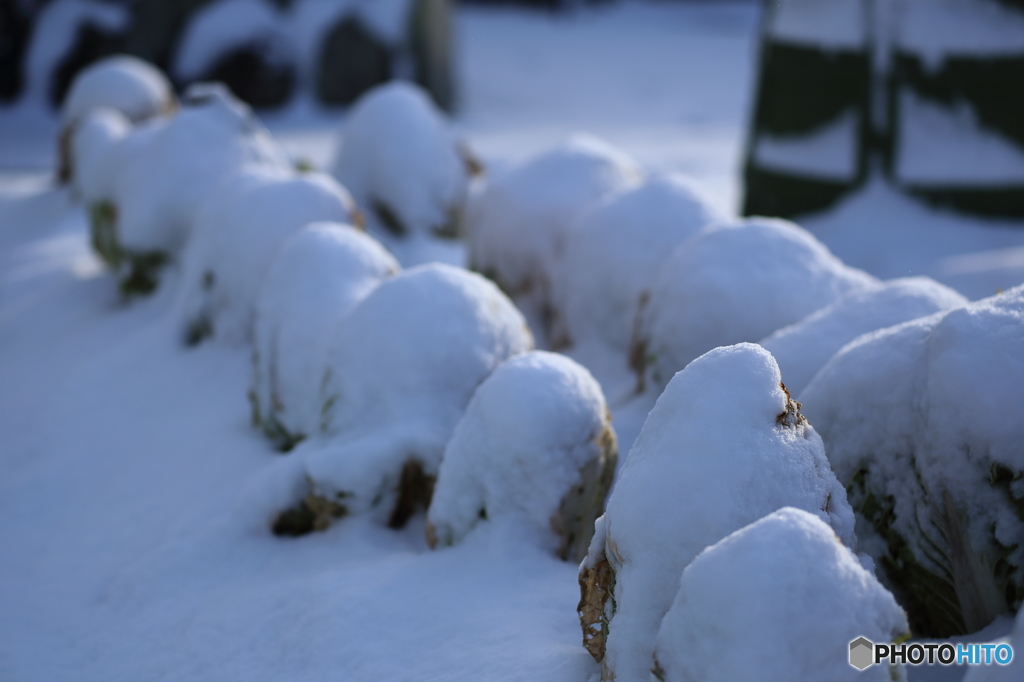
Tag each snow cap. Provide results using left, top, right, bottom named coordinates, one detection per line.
left=593, top=342, right=855, bottom=682
left=332, top=81, right=471, bottom=241
left=62, top=54, right=174, bottom=126
left=180, top=169, right=360, bottom=345
left=303, top=263, right=534, bottom=524
left=427, top=351, right=615, bottom=561
left=251, top=222, right=399, bottom=447
left=760, top=276, right=967, bottom=397
left=552, top=172, right=724, bottom=353
left=466, top=134, right=642, bottom=336
left=638, top=216, right=876, bottom=391
left=653, top=508, right=908, bottom=682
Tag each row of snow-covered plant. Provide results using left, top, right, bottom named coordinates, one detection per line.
left=60, top=56, right=1022, bottom=681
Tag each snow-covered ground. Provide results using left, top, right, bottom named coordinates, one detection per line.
left=2, top=2, right=1022, bottom=681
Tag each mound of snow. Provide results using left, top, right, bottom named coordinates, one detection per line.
left=87, top=83, right=291, bottom=294
left=760, top=277, right=967, bottom=397
left=179, top=168, right=360, bottom=345
left=300, top=264, right=533, bottom=529
left=426, top=351, right=616, bottom=562
left=802, top=285, right=1024, bottom=637
left=61, top=55, right=174, bottom=127
left=551, top=173, right=724, bottom=355
left=653, top=508, right=908, bottom=682
left=68, top=107, right=131, bottom=202
left=250, top=222, right=399, bottom=450
left=579, top=343, right=856, bottom=682
left=466, top=134, right=642, bottom=342
left=332, top=81, right=476, bottom=244
left=963, top=607, right=1024, bottom=682
left=634, top=217, right=876, bottom=393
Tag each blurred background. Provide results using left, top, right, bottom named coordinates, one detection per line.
left=2, top=0, right=1024, bottom=295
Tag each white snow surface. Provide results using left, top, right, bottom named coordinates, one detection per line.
left=802, top=285, right=1024, bottom=621
left=94, top=84, right=292, bottom=257
left=962, top=607, right=1024, bottom=682
left=304, top=263, right=533, bottom=520
left=427, top=351, right=611, bottom=554
left=174, top=0, right=290, bottom=82
left=251, top=222, right=399, bottom=442
left=551, top=172, right=724, bottom=362
left=61, top=55, right=174, bottom=127
left=68, top=107, right=131, bottom=202
left=178, top=168, right=360, bottom=344
left=466, top=133, right=642, bottom=342
left=594, top=343, right=856, bottom=682
left=638, top=216, right=877, bottom=391
left=760, top=276, right=967, bottom=397
left=331, top=81, right=471, bottom=244
left=754, top=109, right=860, bottom=181
left=653, top=508, right=908, bottom=682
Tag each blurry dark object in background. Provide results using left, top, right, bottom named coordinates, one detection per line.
left=50, top=20, right=124, bottom=108
left=201, top=38, right=294, bottom=108
left=316, top=16, right=391, bottom=106
left=743, top=0, right=1024, bottom=221
left=0, top=0, right=29, bottom=101
left=5, top=0, right=455, bottom=112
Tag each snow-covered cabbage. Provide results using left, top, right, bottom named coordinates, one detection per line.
left=86, top=83, right=291, bottom=296
left=250, top=222, right=399, bottom=451
left=578, top=343, right=855, bottom=682
left=550, top=173, right=723, bottom=354
left=61, top=55, right=174, bottom=127
left=802, top=285, right=1024, bottom=637
left=69, top=107, right=131, bottom=202
left=332, top=81, right=477, bottom=244
left=466, top=134, right=642, bottom=343
left=179, top=168, right=360, bottom=345
left=760, top=277, right=967, bottom=397
left=652, top=508, right=909, bottom=682
left=59, top=55, right=175, bottom=184
left=633, top=217, right=876, bottom=392
left=426, top=351, right=616, bottom=562
left=299, top=264, right=534, bottom=529
left=962, top=607, right=1023, bottom=682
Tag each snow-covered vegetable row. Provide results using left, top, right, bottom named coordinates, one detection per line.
left=63, top=56, right=617, bottom=563
left=60, top=53, right=1023, bottom=680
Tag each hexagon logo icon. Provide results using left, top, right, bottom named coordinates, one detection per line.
left=849, top=637, right=874, bottom=671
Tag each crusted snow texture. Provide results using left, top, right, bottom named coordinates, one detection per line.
left=550, top=173, right=724, bottom=354
left=637, top=217, right=876, bottom=392
left=89, top=83, right=291, bottom=258
left=331, top=81, right=472, bottom=242
left=802, top=285, right=1024, bottom=637
left=251, top=222, right=399, bottom=448
left=962, top=607, right=1023, bottom=682
left=465, top=134, right=642, bottom=342
left=303, top=264, right=534, bottom=524
left=61, top=55, right=174, bottom=126
left=426, top=351, right=616, bottom=562
left=760, top=277, right=967, bottom=397
left=587, top=343, right=855, bottom=682
left=179, top=168, right=360, bottom=345
left=69, top=108, right=131, bottom=202
left=653, top=508, right=908, bottom=682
